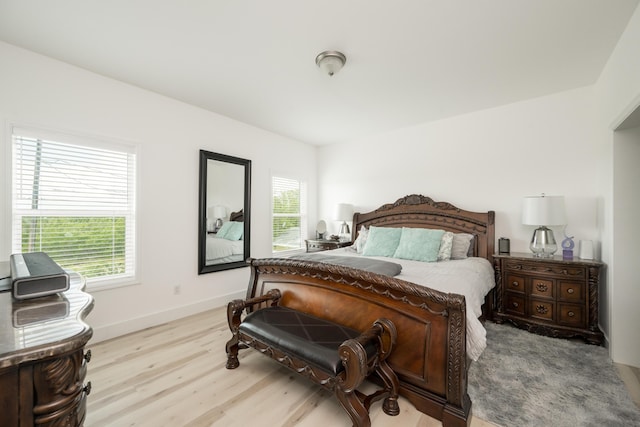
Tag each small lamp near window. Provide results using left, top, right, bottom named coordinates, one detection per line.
left=211, top=205, right=226, bottom=232
left=522, top=195, right=566, bottom=258
left=334, top=203, right=354, bottom=241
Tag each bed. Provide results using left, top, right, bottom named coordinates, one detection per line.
left=206, top=210, right=245, bottom=264
left=244, top=195, right=495, bottom=426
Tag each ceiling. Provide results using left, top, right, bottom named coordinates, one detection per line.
left=0, top=1, right=638, bottom=145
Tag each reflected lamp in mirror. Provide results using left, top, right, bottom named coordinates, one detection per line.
left=334, top=203, right=354, bottom=241
left=211, top=205, right=226, bottom=232
left=522, top=195, right=566, bottom=258
left=316, top=220, right=327, bottom=239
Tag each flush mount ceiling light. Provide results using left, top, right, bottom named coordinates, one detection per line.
left=315, top=50, right=346, bottom=76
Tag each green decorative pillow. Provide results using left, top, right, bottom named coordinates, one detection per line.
left=361, top=226, right=402, bottom=257
left=215, top=222, right=233, bottom=239
left=224, top=222, right=244, bottom=241
left=393, top=228, right=445, bottom=262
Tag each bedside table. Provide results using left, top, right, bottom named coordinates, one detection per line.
left=305, top=239, right=351, bottom=253
left=493, top=252, right=604, bottom=345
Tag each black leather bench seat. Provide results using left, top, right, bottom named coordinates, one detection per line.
left=239, top=306, right=377, bottom=376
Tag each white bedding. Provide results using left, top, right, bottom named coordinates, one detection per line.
left=206, top=235, right=244, bottom=262
left=322, top=247, right=495, bottom=361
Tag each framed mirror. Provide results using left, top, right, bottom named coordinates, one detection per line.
left=198, top=150, right=251, bottom=274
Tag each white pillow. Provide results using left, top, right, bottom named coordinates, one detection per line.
left=438, top=231, right=454, bottom=261
left=352, top=226, right=369, bottom=254
left=451, top=233, right=474, bottom=259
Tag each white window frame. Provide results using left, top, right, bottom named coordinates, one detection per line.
left=271, top=174, right=307, bottom=255
left=9, top=124, right=139, bottom=290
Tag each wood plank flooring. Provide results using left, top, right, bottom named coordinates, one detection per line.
left=85, top=306, right=499, bottom=427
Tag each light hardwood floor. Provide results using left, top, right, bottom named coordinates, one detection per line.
left=85, top=306, right=640, bottom=426
left=85, top=306, right=499, bottom=427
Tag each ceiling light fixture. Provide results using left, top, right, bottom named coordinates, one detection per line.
left=315, top=51, right=346, bottom=76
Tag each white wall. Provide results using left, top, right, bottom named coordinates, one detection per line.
left=317, top=4, right=640, bottom=367
left=0, top=41, right=318, bottom=343
left=594, top=4, right=640, bottom=367
left=612, top=126, right=640, bottom=367
left=318, top=86, right=602, bottom=255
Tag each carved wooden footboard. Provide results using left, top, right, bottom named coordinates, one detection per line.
left=245, top=257, right=471, bottom=427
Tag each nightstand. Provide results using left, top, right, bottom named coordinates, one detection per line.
left=493, top=252, right=604, bottom=345
left=305, top=239, right=352, bottom=253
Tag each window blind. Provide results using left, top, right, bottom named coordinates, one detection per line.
left=272, top=176, right=307, bottom=253
left=11, top=128, right=137, bottom=286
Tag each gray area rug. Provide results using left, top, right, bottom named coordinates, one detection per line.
left=468, top=322, right=640, bottom=427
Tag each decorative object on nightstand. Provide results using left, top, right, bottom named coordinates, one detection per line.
left=493, top=252, right=604, bottom=345
left=498, top=237, right=510, bottom=254
left=522, top=194, right=566, bottom=258
left=305, top=238, right=352, bottom=253
left=562, top=233, right=575, bottom=259
left=334, top=203, right=354, bottom=242
left=579, top=239, right=594, bottom=259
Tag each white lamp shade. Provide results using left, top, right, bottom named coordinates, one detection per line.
left=210, top=205, right=226, bottom=219
left=522, top=196, right=566, bottom=226
left=334, top=203, right=354, bottom=221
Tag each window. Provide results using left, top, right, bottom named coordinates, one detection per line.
left=11, top=126, right=137, bottom=287
left=272, top=176, right=307, bottom=254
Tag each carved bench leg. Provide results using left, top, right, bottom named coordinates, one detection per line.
left=335, top=388, right=371, bottom=427
left=225, top=334, right=240, bottom=369
left=376, top=359, right=400, bottom=416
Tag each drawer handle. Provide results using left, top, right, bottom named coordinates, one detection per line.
left=84, top=381, right=92, bottom=396
left=511, top=282, right=519, bottom=287
left=568, top=311, right=575, bottom=317
left=536, top=283, right=548, bottom=292
left=512, top=302, right=519, bottom=308
left=535, top=305, right=549, bottom=314
left=567, top=288, right=574, bottom=294
left=84, top=349, right=92, bottom=363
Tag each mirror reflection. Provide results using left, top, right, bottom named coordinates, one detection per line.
left=198, top=150, right=251, bottom=274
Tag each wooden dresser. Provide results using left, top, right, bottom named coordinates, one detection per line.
left=493, top=252, right=604, bottom=345
left=0, top=270, right=94, bottom=426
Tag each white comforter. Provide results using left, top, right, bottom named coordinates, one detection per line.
left=206, top=235, right=244, bottom=262
left=323, top=248, right=495, bottom=361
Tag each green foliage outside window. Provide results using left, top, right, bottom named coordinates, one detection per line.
left=21, top=216, right=126, bottom=278
left=273, top=187, right=301, bottom=252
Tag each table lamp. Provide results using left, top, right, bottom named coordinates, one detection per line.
left=522, top=195, right=566, bottom=258
left=212, top=205, right=226, bottom=232
left=334, top=203, right=354, bottom=241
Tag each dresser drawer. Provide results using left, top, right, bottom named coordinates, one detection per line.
left=558, top=281, right=584, bottom=302
left=505, top=293, right=525, bottom=316
left=558, top=303, right=584, bottom=327
left=505, top=274, right=525, bottom=293
left=529, top=299, right=554, bottom=322
left=530, top=278, right=554, bottom=298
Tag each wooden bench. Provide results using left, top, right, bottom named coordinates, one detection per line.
left=225, top=289, right=400, bottom=427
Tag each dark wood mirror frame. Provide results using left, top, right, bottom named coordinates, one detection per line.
left=198, top=150, right=251, bottom=274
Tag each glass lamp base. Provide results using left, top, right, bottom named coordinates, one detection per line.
left=530, top=226, right=557, bottom=258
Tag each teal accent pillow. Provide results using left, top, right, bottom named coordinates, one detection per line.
left=393, top=228, right=445, bottom=262
left=216, top=222, right=234, bottom=239
left=224, top=222, right=244, bottom=241
left=361, top=226, right=402, bottom=257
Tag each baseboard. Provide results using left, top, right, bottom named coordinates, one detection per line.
left=89, top=289, right=245, bottom=344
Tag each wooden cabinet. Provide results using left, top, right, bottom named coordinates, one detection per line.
left=493, top=253, right=603, bottom=344
left=305, top=239, right=351, bottom=253
left=0, top=270, right=93, bottom=426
